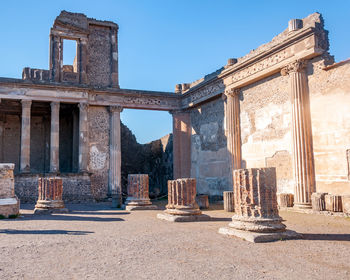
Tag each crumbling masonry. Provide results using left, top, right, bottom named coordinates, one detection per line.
left=0, top=11, right=349, bottom=206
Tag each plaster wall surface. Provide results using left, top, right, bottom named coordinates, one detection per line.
left=308, top=59, right=350, bottom=195
left=190, top=98, right=231, bottom=197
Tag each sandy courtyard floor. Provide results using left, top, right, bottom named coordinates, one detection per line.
left=0, top=202, right=350, bottom=280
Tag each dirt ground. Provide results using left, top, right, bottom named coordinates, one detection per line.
left=0, top=201, right=349, bottom=280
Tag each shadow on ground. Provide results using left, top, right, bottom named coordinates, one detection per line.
left=0, top=229, right=94, bottom=235
left=301, top=233, right=350, bottom=241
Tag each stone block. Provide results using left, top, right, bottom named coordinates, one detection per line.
left=311, top=192, right=326, bottom=211
left=325, top=194, right=343, bottom=212
left=0, top=163, right=20, bottom=218
left=277, top=193, right=294, bottom=207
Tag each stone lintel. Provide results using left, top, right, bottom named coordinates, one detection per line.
left=218, top=227, right=302, bottom=243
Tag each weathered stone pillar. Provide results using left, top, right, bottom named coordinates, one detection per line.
left=277, top=193, right=294, bottom=208
left=325, top=194, right=343, bottom=212
left=34, top=177, right=68, bottom=214
left=157, top=178, right=210, bottom=222
left=0, top=164, right=20, bottom=218
left=171, top=111, right=191, bottom=179
left=219, top=168, right=300, bottom=242
left=225, top=88, right=242, bottom=169
left=281, top=60, right=316, bottom=209
left=311, top=192, right=326, bottom=211
left=125, top=174, right=157, bottom=210
left=20, top=100, right=32, bottom=173
left=223, top=191, right=235, bottom=212
left=49, top=35, right=62, bottom=82
left=110, top=27, right=119, bottom=88
left=78, top=102, right=89, bottom=172
left=109, top=105, right=123, bottom=207
left=50, top=102, right=60, bottom=173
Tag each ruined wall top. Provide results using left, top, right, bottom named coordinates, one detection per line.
left=22, top=11, right=119, bottom=88
left=176, top=12, right=331, bottom=97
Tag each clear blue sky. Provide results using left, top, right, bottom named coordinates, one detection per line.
left=0, top=1, right=349, bottom=143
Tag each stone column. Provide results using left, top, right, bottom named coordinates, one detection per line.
left=20, top=100, right=32, bottom=173
left=281, top=60, right=316, bottom=209
left=171, top=110, right=191, bottom=179
left=225, top=88, right=242, bottom=169
left=219, top=168, right=300, bottom=242
left=49, top=35, right=62, bottom=82
left=109, top=105, right=123, bottom=207
left=223, top=191, right=234, bottom=212
left=50, top=102, right=60, bottom=173
left=125, top=174, right=157, bottom=210
left=78, top=102, right=89, bottom=172
left=157, top=178, right=210, bottom=222
left=34, top=177, right=68, bottom=214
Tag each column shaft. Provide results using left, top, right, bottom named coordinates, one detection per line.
left=78, top=103, right=89, bottom=172
left=20, top=100, right=32, bottom=172
left=282, top=60, right=315, bottom=208
left=225, top=88, right=242, bottom=170
left=172, top=111, right=191, bottom=179
left=50, top=102, right=60, bottom=173
left=109, top=106, right=123, bottom=206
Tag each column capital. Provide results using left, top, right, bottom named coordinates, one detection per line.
left=109, top=105, right=123, bottom=113
left=225, top=88, right=240, bottom=97
left=21, top=99, right=32, bottom=108
left=281, top=59, right=308, bottom=76
left=78, top=102, right=89, bottom=111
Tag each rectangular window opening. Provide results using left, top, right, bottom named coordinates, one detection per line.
left=62, top=39, right=78, bottom=73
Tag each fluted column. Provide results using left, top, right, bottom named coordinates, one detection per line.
left=78, top=102, right=89, bottom=172
left=225, top=88, right=242, bottom=170
left=20, top=100, right=32, bottom=172
left=50, top=102, right=60, bottom=173
left=109, top=105, right=123, bottom=207
left=281, top=59, right=316, bottom=209
left=171, top=110, right=191, bottom=179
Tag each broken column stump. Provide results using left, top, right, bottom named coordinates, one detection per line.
left=277, top=193, right=294, bottom=208
left=157, top=178, right=210, bottom=222
left=342, top=195, right=350, bottom=215
left=0, top=164, right=20, bottom=218
left=125, top=174, right=157, bottom=211
left=325, top=194, right=343, bottom=212
left=311, top=192, right=327, bottom=211
left=34, top=177, right=68, bottom=214
left=219, top=168, right=301, bottom=243
left=223, top=191, right=234, bottom=212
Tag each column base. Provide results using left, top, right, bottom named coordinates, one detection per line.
left=157, top=212, right=210, bottom=222
left=111, top=194, right=122, bottom=208
left=125, top=204, right=158, bottom=211
left=294, top=202, right=312, bottom=210
left=218, top=227, right=302, bottom=243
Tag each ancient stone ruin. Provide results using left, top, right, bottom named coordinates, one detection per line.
left=125, top=174, right=157, bottom=211
left=0, top=11, right=349, bottom=217
left=157, top=178, right=210, bottom=222
left=219, top=168, right=300, bottom=242
left=34, top=177, right=68, bottom=214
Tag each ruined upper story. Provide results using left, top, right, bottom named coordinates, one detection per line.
left=22, top=11, right=119, bottom=88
